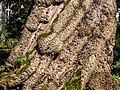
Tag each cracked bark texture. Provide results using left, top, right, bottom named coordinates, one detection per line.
left=0, top=0, right=118, bottom=90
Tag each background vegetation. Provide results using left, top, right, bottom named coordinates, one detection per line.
left=0, top=0, right=34, bottom=65
left=0, top=0, right=120, bottom=89
left=112, top=0, right=120, bottom=88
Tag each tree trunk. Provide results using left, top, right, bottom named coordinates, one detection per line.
left=0, top=0, right=118, bottom=90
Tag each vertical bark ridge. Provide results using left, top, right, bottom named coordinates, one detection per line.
left=0, top=0, right=117, bottom=89
left=76, top=0, right=117, bottom=89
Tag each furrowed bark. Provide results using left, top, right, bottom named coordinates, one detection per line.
left=0, top=0, right=118, bottom=90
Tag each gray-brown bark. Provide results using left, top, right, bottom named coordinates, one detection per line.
left=0, top=0, right=118, bottom=90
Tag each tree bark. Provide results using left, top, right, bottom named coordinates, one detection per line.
left=0, top=0, right=118, bottom=90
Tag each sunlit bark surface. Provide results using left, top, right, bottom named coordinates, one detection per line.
left=0, top=0, right=118, bottom=90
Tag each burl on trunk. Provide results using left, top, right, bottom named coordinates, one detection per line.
left=0, top=0, right=118, bottom=90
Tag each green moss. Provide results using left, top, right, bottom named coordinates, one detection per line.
left=63, top=79, right=81, bottom=90
left=0, top=68, right=19, bottom=85
left=16, top=65, right=27, bottom=74
left=0, top=66, right=5, bottom=72
left=16, top=60, right=31, bottom=74
left=0, top=42, right=7, bottom=49
left=0, top=72, right=8, bottom=77
left=16, top=57, right=27, bottom=64
left=113, top=75, right=120, bottom=89
left=61, top=68, right=82, bottom=90
left=38, top=31, right=52, bottom=40
left=0, top=56, right=31, bottom=86
left=41, top=85, right=47, bottom=90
